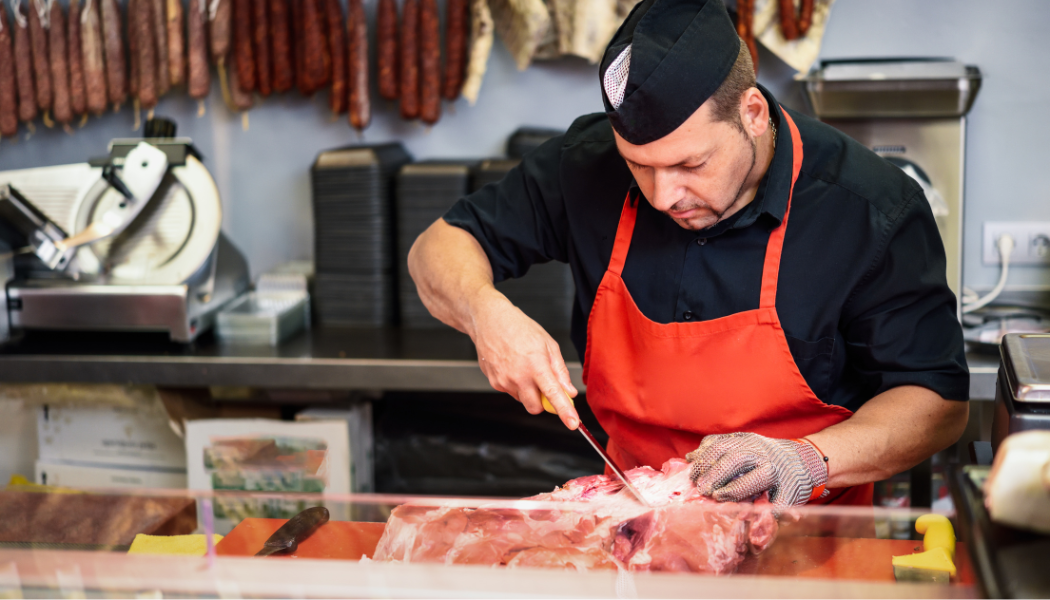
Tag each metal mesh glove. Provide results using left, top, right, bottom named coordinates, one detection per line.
left=686, top=432, right=829, bottom=507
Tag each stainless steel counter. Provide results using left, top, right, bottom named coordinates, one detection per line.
left=0, top=327, right=996, bottom=398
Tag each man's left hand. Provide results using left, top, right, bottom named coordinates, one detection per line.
left=687, top=432, right=829, bottom=507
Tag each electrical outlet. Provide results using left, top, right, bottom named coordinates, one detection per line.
left=983, top=222, right=1050, bottom=266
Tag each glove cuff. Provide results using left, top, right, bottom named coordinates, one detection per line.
left=792, top=439, right=829, bottom=502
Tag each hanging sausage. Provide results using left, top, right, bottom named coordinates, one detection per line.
left=269, top=0, right=294, bottom=93
left=399, top=0, right=419, bottom=119
left=99, top=0, right=126, bottom=108
left=325, top=0, right=345, bottom=114
left=48, top=0, right=74, bottom=127
left=376, top=0, right=397, bottom=101
left=187, top=0, right=210, bottom=113
left=442, top=0, right=468, bottom=101
left=0, top=1, right=19, bottom=138
left=418, top=0, right=440, bottom=125
left=347, top=0, right=368, bottom=129
left=68, top=0, right=87, bottom=120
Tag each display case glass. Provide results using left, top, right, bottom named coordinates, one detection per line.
left=0, top=486, right=978, bottom=598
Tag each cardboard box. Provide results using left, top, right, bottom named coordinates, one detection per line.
left=37, top=404, right=187, bottom=470
left=296, top=403, right=374, bottom=493
left=37, top=404, right=186, bottom=469
left=35, top=460, right=187, bottom=489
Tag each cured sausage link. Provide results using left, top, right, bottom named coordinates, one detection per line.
left=167, top=0, right=185, bottom=87
left=150, top=0, right=169, bottom=96
left=325, top=0, right=345, bottom=114
left=442, top=0, right=468, bottom=101
left=68, top=0, right=86, bottom=117
left=209, top=0, right=231, bottom=63
left=300, top=0, right=330, bottom=95
left=233, top=0, right=254, bottom=91
left=376, top=0, right=397, bottom=101
left=13, top=2, right=39, bottom=123
left=252, top=0, right=271, bottom=96
left=269, top=0, right=294, bottom=92
left=81, top=0, right=108, bottom=115
left=0, top=1, right=19, bottom=136
left=398, top=0, right=419, bottom=119
left=48, top=0, right=73, bottom=125
left=187, top=0, right=210, bottom=100
left=347, top=0, right=368, bottom=129
left=136, top=0, right=158, bottom=109
left=418, top=0, right=439, bottom=124
left=99, top=0, right=126, bottom=106
left=28, top=0, right=51, bottom=115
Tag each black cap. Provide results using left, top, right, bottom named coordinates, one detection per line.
left=600, top=0, right=740, bottom=145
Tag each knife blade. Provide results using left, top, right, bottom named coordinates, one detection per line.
left=541, top=395, right=652, bottom=508
left=255, top=506, right=330, bottom=557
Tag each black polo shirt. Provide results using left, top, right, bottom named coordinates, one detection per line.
left=444, top=87, right=969, bottom=411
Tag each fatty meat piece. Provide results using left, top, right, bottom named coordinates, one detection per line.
left=374, top=458, right=777, bottom=574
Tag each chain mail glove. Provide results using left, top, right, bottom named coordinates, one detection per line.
left=686, top=432, right=829, bottom=507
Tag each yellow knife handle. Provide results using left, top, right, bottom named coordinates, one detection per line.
left=541, top=394, right=574, bottom=415
left=915, top=514, right=956, bottom=561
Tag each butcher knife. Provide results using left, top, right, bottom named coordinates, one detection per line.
left=255, top=506, right=330, bottom=557
left=541, top=395, right=652, bottom=508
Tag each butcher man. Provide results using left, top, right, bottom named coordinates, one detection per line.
left=408, top=0, right=969, bottom=506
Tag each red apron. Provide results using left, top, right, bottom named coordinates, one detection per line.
left=583, top=110, right=872, bottom=506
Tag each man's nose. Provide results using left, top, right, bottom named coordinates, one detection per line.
left=649, top=168, right=683, bottom=212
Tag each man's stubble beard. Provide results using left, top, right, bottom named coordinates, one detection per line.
left=673, top=132, right=758, bottom=231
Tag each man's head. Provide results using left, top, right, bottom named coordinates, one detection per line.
left=600, top=0, right=773, bottom=230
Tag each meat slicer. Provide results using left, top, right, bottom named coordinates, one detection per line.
left=0, top=119, right=250, bottom=343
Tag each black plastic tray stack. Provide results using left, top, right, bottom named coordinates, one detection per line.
left=396, top=161, right=475, bottom=328
left=468, top=159, right=575, bottom=333
left=507, top=126, right=564, bottom=158
left=311, top=143, right=411, bottom=327
left=471, top=159, right=522, bottom=192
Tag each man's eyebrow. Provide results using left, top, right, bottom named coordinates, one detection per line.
left=671, top=152, right=708, bottom=168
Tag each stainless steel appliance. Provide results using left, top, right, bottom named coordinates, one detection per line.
left=0, top=120, right=249, bottom=342
left=993, top=333, right=1050, bottom=452
left=801, top=59, right=982, bottom=312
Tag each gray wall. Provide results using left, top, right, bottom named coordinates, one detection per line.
left=0, top=0, right=1046, bottom=292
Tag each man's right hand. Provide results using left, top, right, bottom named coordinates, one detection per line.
left=468, top=286, right=581, bottom=429
left=408, top=220, right=580, bottom=430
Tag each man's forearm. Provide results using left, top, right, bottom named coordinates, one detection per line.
left=408, top=219, right=502, bottom=336
left=806, top=386, right=969, bottom=488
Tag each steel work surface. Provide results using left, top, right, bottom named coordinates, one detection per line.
left=0, top=327, right=995, bottom=398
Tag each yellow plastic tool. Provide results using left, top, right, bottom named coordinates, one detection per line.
left=128, top=534, right=224, bottom=556
left=892, top=514, right=957, bottom=583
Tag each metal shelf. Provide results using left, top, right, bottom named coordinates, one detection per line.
left=0, top=327, right=583, bottom=392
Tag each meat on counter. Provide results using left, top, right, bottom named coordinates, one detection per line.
left=374, top=458, right=778, bottom=573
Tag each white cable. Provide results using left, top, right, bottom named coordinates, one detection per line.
left=961, top=287, right=979, bottom=304
left=962, top=234, right=1015, bottom=314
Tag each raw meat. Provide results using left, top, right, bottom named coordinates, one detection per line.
left=374, top=458, right=777, bottom=574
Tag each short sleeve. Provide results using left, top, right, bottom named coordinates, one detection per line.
left=840, top=190, right=970, bottom=401
left=443, top=137, right=571, bottom=282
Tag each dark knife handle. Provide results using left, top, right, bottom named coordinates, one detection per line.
left=256, top=506, right=330, bottom=557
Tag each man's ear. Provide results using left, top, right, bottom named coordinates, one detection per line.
left=739, top=88, right=770, bottom=138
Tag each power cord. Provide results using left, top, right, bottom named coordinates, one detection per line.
left=962, top=234, right=1015, bottom=314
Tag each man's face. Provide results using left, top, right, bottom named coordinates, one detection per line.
left=613, top=97, right=760, bottom=231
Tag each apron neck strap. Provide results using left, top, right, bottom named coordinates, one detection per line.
left=607, top=191, right=638, bottom=277
left=758, top=107, right=804, bottom=309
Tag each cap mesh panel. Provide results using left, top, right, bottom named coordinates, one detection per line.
left=603, top=45, right=632, bottom=110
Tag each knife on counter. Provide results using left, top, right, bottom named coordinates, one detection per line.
left=541, top=395, right=652, bottom=508
left=255, top=506, right=330, bottom=557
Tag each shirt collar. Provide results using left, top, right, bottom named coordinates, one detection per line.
left=698, top=84, right=792, bottom=237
